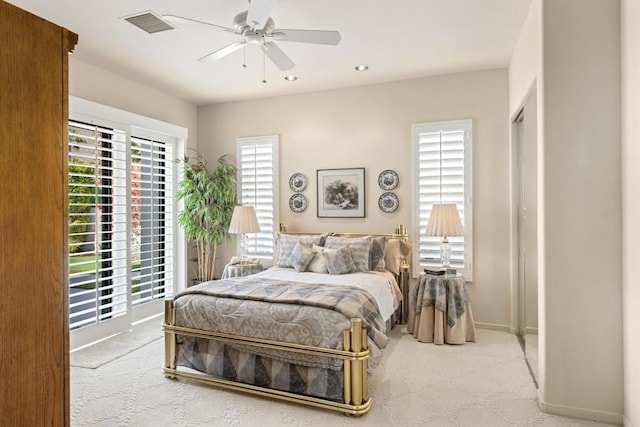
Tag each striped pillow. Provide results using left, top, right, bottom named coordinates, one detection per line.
left=324, top=235, right=372, bottom=272
left=275, top=233, right=326, bottom=267
left=322, top=246, right=356, bottom=275
left=288, top=242, right=315, bottom=272
left=369, top=236, right=387, bottom=271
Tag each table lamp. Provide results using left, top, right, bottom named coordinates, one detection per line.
left=425, top=203, right=463, bottom=268
left=228, top=205, right=261, bottom=262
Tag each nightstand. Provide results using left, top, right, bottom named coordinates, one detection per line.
left=408, top=273, right=476, bottom=344
left=221, top=261, right=264, bottom=279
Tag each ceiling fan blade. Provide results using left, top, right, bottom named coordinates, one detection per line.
left=272, top=29, right=341, bottom=45
left=162, top=14, right=237, bottom=33
left=246, top=0, right=273, bottom=30
left=261, top=42, right=295, bottom=71
left=199, top=41, right=247, bottom=63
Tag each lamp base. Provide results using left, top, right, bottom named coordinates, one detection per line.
left=440, top=237, right=452, bottom=268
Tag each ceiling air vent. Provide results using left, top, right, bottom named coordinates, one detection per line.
left=123, top=11, right=174, bottom=34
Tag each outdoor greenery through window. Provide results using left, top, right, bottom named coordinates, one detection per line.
left=413, top=120, right=473, bottom=280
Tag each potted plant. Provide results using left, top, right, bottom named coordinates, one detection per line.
left=176, top=152, right=237, bottom=284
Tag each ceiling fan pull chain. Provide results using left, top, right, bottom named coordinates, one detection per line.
left=243, top=45, right=247, bottom=68
left=262, top=48, right=267, bottom=84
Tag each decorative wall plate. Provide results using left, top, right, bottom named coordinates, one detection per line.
left=289, top=173, right=307, bottom=192
left=378, top=192, right=399, bottom=213
left=378, top=169, right=399, bottom=190
left=289, top=194, right=307, bottom=213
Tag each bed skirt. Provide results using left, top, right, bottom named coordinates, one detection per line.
left=176, top=336, right=344, bottom=401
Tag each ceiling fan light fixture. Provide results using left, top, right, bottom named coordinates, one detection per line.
left=355, top=64, right=369, bottom=72
left=284, top=75, right=298, bottom=81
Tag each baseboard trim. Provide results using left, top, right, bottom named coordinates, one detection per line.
left=474, top=322, right=510, bottom=332
left=537, top=390, right=623, bottom=425
left=624, top=414, right=634, bottom=427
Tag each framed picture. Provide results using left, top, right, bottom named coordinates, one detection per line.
left=317, top=168, right=365, bottom=218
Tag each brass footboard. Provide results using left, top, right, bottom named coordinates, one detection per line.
left=162, top=299, right=372, bottom=416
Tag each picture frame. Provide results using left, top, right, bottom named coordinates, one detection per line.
left=317, top=168, right=365, bottom=218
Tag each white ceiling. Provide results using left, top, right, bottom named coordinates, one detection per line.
left=8, top=0, right=531, bottom=106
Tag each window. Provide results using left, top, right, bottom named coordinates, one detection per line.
left=68, top=121, right=129, bottom=330
left=413, top=120, right=473, bottom=280
left=68, top=97, right=186, bottom=349
left=236, top=136, right=278, bottom=259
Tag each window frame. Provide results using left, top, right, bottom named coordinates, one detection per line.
left=412, top=120, right=473, bottom=280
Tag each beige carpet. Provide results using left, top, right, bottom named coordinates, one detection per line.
left=71, top=322, right=615, bottom=426
left=70, top=318, right=163, bottom=369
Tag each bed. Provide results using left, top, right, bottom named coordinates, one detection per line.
left=162, top=225, right=411, bottom=416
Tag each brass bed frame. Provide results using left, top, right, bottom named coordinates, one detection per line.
left=162, top=224, right=410, bottom=417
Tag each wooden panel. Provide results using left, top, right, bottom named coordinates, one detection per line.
left=0, top=1, right=76, bottom=425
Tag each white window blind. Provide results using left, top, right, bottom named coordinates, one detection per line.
left=68, top=120, right=129, bottom=330
left=413, top=120, right=473, bottom=279
left=237, top=136, right=278, bottom=259
left=130, top=133, right=175, bottom=306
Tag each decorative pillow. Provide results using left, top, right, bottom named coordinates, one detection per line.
left=384, top=239, right=413, bottom=275
left=306, top=245, right=329, bottom=274
left=322, top=246, right=356, bottom=275
left=324, top=235, right=372, bottom=272
left=275, top=233, right=326, bottom=267
left=288, top=242, right=315, bottom=272
left=369, top=236, right=387, bottom=272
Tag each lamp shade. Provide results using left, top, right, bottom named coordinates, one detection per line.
left=228, top=206, right=261, bottom=234
left=425, top=204, right=463, bottom=237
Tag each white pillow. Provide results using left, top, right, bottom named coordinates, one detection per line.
left=306, top=244, right=328, bottom=274
left=384, top=239, right=412, bottom=275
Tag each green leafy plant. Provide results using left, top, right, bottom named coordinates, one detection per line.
left=68, top=163, right=97, bottom=253
left=176, top=152, right=237, bottom=282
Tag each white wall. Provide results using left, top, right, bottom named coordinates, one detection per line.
left=622, top=0, right=640, bottom=425
left=509, top=0, right=623, bottom=423
left=198, top=69, right=512, bottom=330
left=68, top=57, right=198, bottom=147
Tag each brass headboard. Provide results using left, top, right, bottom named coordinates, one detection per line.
left=278, top=223, right=409, bottom=241
left=276, top=223, right=411, bottom=323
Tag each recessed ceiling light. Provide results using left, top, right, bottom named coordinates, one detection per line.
left=355, top=64, right=369, bottom=71
left=284, top=75, right=298, bottom=81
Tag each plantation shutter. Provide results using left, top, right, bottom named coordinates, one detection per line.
left=130, top=132, right=175, bottom=307
left=414, top=120, right=473, bottom=279
left=68, top=120, right=129, bottom=330
left=237, top=136, right=278, bottom=258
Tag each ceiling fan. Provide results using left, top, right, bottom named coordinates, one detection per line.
left=163, top=0, right=341, bottom=72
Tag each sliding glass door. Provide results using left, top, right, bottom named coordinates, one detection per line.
left=67, top=113, right=180, bottom=350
